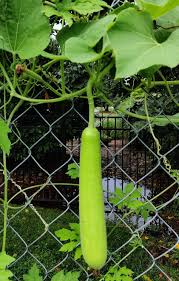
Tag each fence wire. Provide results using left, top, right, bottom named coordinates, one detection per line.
left=0, top=95, right=178, bottom=280
left=0, top=1, right=179, bottom=281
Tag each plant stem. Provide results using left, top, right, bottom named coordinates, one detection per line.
left=0, top=63, right=15, bottom=93
left=8, top=182, right=79, bottom=204
left=41, top=51, right=68, bottom=61
left=11, top=87, right=86, bottom=104
left=97, top=60, right=114, bottom=83
left=149, top=79, right=179, bottom=87
left=25, top=69, right=62, bottom=97
left=107, top=210, right=133, bottom=238
left=114, top=246, right=138, bottom=268
left=44, top=0, right=56, bottom=7
left=158, top=71, right=179, bottom=106
left=60, top=60, right=66, bottom=95
left=101, top=93, right=179, bottom=124
left=2, top=152, right=8, bottom=252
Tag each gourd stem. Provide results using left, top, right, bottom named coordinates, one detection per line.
left=87, top=77, right=95, bottom=128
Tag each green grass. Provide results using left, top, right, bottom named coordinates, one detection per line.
left=0, top=206, right=178, bottom=280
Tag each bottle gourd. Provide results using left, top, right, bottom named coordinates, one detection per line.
left=79, top=127, right=107, bottom=269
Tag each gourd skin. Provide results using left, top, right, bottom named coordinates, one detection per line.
left=79, top=127, right=107, bottom=269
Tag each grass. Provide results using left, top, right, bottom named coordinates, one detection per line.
left=0, top=205, right=178, bottom=280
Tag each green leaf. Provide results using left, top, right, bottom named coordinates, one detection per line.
left=65, top=37, right=101, bottom=63
left=0, top=269, right=13, bottom=281
left=58, top=23, right=88, bottom=53
left=72, top=15, right=116, bottom=48
left=108, top=8, right=179, bottom=78
left=0, top=0, right=50, bottom=59
left=74, top=247, right=82, bottom=260
left=59, top=241, right=79, bottom=252
left=69, top=223, right=80, bottom=234
left=0, top=252, right=15, bottom=281
left=157, top=6, right=179, bottom=29
left=135, top=0, right=179, bottom=19
left=55, top=228, right=78, bottom=241
left=0, top=120, right=11, bottom=155
left=115, top=188, right=124, bottom=198
left=109, top=188, right=124, bottom=207
left=51, top=270, right=80, bottom=281
left=23, top=264, right=42, bottom=281
left=105, top=266, right=133, bottom=281
left=51, top=271, right=65, bottom=281
left=118, top=266, right=133, bottom=276
left=43, top=5, right=75, bottom=26
left=64, top=15, right=115, bottom=63
left=56, top=223, right=80, bottom=254
left=124, top=183, right=135, bottom=194
left=127, top=200, right=144, bottom=210
left=111, top=2, right=135, bottom=15
left=0, top=252, right=15, bottom=269
left=43, top=6, right=61, bottom=17
left=128, top=188, right=142, bottom=199
left=57, top=0, right=110, bottom=16
left=66, top=163, right=79, bottom=179
left=138, top=202, right=155, bottom=221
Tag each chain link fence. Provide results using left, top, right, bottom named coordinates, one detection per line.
left=0, top=94, right=178, bottom=280
left=0, top=1, right=179, bottom=281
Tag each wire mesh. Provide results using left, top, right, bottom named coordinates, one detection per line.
left=0, top=95, right=178, bottom=280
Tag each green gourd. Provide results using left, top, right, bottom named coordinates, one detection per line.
left=79, top=127, right=107, bottom=269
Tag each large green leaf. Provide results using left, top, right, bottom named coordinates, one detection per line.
left=58, top=15, right=115, bottom=51
left=0, top=0, right=50, bottom=59
left=157, top=6, right=179, bottom=29
left=64, top=15, right=115, bottom=63
left=135, top=0, right=179, bottom=19
left=108, top=8, right=179, bottom=78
